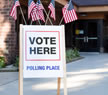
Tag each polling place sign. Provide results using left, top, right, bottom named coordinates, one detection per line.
left=21, top=25, right=65, bottom=78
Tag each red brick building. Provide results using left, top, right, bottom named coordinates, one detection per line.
left=0, top=0, right=16, bottom=64
left=1, top=0, right=108, bottom=64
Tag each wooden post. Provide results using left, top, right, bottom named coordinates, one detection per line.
left=19, top=24, right=23, bottom=95
left=57, top=78, right=61, bottom=95
left=57, top=25, right=67, bottom=95
left=62, top=25, right=67, bottom=95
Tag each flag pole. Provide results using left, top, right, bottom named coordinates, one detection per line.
left=43, top=7, right=53, bottom=25
left=40, top=0, right=53, bottom=25
left=30, top=20, right=33, bottom=25
left=59, top=17, right=64, bottom=25
left=30, top=19, right=41, bottom=25
left=37, top=20, right=41, bottom=25
left=45, top=11, right=50, bottom=25
left=35, top=14, right=41, bottom=25
left=30, top=14, right=41, bottom=25
left=19, top=6, right=27, bottom=25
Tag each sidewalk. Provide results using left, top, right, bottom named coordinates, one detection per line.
left=0, top=65, right=18, bottom=72
left=0, top=53, right=108, bottom=95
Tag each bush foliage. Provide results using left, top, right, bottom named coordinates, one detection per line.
left=0, top=56, right=6, bottom=68
left=66, top=48, right=80, bottom=63
left=14, top=56, right=19, bottom=67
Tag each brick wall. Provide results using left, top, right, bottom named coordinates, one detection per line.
left=0, top=0, right=17, bottom=64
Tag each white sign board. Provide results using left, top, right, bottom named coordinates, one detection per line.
left=21, top=25, right=65, bottom=78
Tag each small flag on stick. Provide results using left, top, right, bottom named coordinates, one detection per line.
left=10, top=0, right=20, bottom=20
left=28, top=0, right=36, bottom=19
left=62, top=0, right=78, bottom=23
left=31, top=6, right=40, bottom=21
left=48, top=0, right=56, bottom=21
left=37, top=0, right=45, bottom=22
left=31, top=0, right=45, bottom=22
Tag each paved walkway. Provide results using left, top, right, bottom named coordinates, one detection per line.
left=0, top=53, right=108, bottom=95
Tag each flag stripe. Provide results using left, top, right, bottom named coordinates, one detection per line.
left=38, top=2, right=45, bottom=22
left=31, top=7, right=40, bottom=21
left=31, top=0, right=45, bottom=22
left=48, top=2, right=55, bottom=20
left=62, top=8, right=77, bottom=23
left=28, top=0, right=36, bottom=19
left=62, top=1, right=78, bottom=23
left=10, top=1, right=20, bottom=20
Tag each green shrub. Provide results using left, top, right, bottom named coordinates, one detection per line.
left=14, top=56, right=19, bottom=67
left=66, top=48, right=80, bottom=63
left=0, top=56, right=6, bottom=68
left=72, top=48, right=80, bottom=57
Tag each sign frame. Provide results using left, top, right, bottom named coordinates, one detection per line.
left=19, top=24, right=67, bottom=95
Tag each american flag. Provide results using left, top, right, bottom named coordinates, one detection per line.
left=28, top=0, right=36, bottom=19
left=37, top=0, right=45, bottom=22
left=62, top=0, right=78, bottom=23
left=48, top=0, right=56, bottom=21
left=10, top=0, right=20, bottom=20
left=31, top=0, right=45, bottom=22
left=31, top=7, right=40, bottom=21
